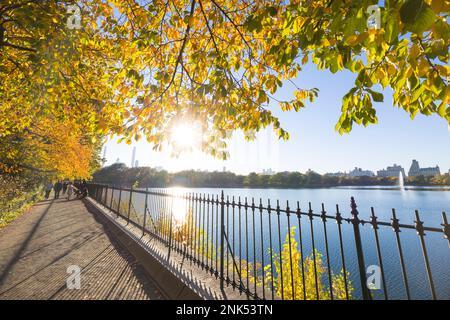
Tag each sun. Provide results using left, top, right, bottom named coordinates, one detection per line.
left=170, top=123, right=201, bottom=150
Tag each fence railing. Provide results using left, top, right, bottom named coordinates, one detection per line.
left=84, top=182, right=450, bottom=300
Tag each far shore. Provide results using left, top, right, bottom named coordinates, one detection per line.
left=98, top=184, right=450, bottom=191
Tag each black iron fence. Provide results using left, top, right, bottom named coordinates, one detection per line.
left=84, top=183, right=450, bottom=300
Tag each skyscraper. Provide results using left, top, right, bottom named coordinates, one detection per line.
left=131, top=146, right=136, bottom=168
left=102, top=146, right=107, bottom=166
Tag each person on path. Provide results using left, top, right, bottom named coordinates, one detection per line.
left=77, top=181, right=88, bottom=199
left=62, top=181, right=68, bottom=195
left=44, top=182, right=53, bottom=199
left=67, top=182, right=75, bottom=200
left=53, top=181, right=62, bottom=199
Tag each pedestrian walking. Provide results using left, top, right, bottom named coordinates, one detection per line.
left=67, top=182, right=75, bottom=200
left=62, top=181, right=68, bottom=195
left=77, top=182, right=88, bottom=199
left=54, top=181, right=62, bottom=199
left=44, top=182, right=53, bottom=199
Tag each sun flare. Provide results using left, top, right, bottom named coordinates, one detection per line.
left=170, top=123, right=201, bottom=150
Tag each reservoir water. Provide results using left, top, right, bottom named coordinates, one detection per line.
left=107, top=186, right=450, bottom=300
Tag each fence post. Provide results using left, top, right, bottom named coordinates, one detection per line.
left=168, top=193, right=174, bottom=255
left=220, top=190, right=225, bottom=290
left=442, top=212, right=450, bottom=248
left=117, top=188, right=122, bottom=217
left=350, top=197, right=372, bottom=300
left=142, top=188, right=149, bottom=236
left=110, top=185, right=114, bottom=210
left=104, top=185, right=108, bottom=206
left=127, top=186, right=133, bottom=224
left=99, top=185, right=103, bottom=202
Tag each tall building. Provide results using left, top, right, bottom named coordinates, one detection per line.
left=348, top=167, right=375, bottom=177
left=101, top=146, right=107, bottom=166
left=377, top=164, right=406, bottom=179
left=408, top=159, right=440, bottom=177
left=131, top=146, right=136, bottom=168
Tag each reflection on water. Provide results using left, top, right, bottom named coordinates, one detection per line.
left=169, top=187, right=189, bottom=225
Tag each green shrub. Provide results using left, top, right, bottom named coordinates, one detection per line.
left=0, top=174, right=42, bottom=228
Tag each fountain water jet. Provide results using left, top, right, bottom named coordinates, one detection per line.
left=398, top=171, right=405, bottom=189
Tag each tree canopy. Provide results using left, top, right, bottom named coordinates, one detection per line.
left=0, top=0, right=449, bottom=178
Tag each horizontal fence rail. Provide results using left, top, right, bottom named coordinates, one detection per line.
left=83, top=182, right=450, bottom=300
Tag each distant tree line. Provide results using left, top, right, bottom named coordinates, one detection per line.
left=92, top=163, right=450, bottom=188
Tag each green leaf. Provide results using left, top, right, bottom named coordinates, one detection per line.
left=400, top=0, right=425, bottom=24
left=384, top=12, right=399, bottom=44
left=433, top=19, right=450, bottom=40
left=267, top=6, right=277, bottom=17
left=367, top=89, right=384, bottom=102
left=411, top=85, right=426, bottom=103
left=400, top=0, right=436, bottom=34
left=437, top=101, right=446, bottom=117
left=243, top=15, right=262, bottom=33
left=410, top=7, right=436, bottom=33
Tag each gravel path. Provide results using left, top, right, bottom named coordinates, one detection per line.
left=0, top=195, right=164, bottom=300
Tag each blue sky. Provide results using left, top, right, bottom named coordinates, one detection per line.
left=104, top=62, right=450, bottom=175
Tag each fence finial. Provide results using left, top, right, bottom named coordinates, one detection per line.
left=350, top=196, right=357, bottom=213
left=351, top=197, right=361, bottom=223
left=320, top=203, right=326, bottom=222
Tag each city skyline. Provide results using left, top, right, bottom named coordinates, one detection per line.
left=104, top=147, right=447, bottom=177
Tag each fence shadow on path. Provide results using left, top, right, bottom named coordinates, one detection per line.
left=0, top=198, right=164, bottom=300
left=84, top=198, right=243, bottom=300
left=73, top=199, right=165, bottom=300
left=0, top=200, right=54, bottom=287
